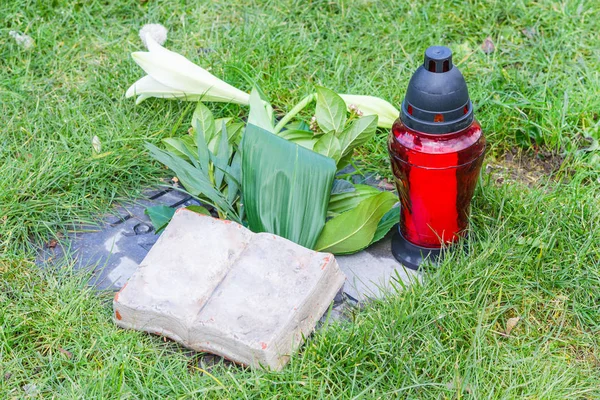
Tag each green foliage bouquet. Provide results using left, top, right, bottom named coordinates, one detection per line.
left=129, top=35, right=401, bottom=255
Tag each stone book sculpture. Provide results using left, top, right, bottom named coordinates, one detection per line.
left=113, top=208, right=345, bottom=370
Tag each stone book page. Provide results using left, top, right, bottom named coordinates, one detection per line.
left=114, top=210, right=253, bottom=330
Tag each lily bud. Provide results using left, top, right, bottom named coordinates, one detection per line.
left=339, top=94, right=400, bottom=129
left=126, top=34, right=250, bottom=105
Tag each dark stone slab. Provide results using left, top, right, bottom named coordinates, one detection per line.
left=37, top=187, right=201, bottom=291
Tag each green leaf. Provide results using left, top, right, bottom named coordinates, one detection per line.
left=279, top=129, right=317, bottom=150
left=336, top=152, right=353, bottom=171
left=192, top=102, right=216, bottom=145
left=207, top=118, right=227, bottom=153
left=214, top=117, right=232, bottom=129
left=214, top=122, right=232, bottom=188
left=162, top=137, right=199, bottom=168
left=209, top=147, right=240, bottom=190
left=327, top=184, right=380, bottom=216
left=145, top=205, right=175, bottom=234
left=338, top=114, right=378, bottom=157
left=185, top=205, right=211, bottom=216
left=191, top=103, right=214, bottom=176
left=284, top=120, right=311, bottom=132
left=331, top=179, right=355, bottom=195
left=226, top=122, right=245, bottom=145
left=315, top=86, right=347, bottom=134
left=313, top=132, right=341, bottom=161
left=242, top=124, right=336, bottom=249
left=226, top=151, right=242, bottom=205
left=370, top=205, right=400, bottom=245
left=145, top=143, right=239, bottom=222
left=315, top=191, right=397, bottom=254
left=248, top=87, right=274, bottom=132
left=193, top=119, right=210, bottom=177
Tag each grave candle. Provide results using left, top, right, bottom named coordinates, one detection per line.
left=388, top=46, right=486, bottom=270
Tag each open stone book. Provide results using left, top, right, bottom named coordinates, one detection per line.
left=113, top=208, right=345, bottom=370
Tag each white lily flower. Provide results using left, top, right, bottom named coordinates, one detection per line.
left=126, top=34, right=250, bottom=105
left=339, top=94, right=400, bottom=129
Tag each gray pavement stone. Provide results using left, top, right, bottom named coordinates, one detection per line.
left=113, top=209, right=346, bottom=370
left=336, top=231, right=422, bottom=302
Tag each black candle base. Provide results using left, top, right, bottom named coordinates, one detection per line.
left=391, top=227, right=444, bottom=270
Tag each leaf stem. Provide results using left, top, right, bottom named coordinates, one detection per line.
left=273, top=93, right=316, bottom=134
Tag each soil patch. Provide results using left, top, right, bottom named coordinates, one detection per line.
left=486, top=148, right=566, bottom=186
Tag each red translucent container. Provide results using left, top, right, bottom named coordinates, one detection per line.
left=389, top=119, right=486, bottom=248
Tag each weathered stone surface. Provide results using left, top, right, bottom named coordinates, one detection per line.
left=37, top=188, right=200, bottom=290
left=113, top=209, right=346, bottom=370
left=336, top=231, right=422, bottom=302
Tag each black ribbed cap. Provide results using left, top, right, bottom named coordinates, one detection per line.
left=400, top=46, right=473, bottom=134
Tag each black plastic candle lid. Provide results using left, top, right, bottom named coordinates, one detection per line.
left=400, top=46, right=474, bottom=134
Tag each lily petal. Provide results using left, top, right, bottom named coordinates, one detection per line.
left=127, top=75, right=249, bottom=105
left=127, top=75, right=199, bottom=104
left=141, top=32, right=240, bottom=94
left=136, top=94, right=152, bottom=105
left=126, top=75, right=177, bottom=98
left=128, top=34, right=250, bottom=105
left=339, top=94, right=400, bottom=129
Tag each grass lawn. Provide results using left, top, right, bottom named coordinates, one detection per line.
left=1, top=0, right=599, bottom=398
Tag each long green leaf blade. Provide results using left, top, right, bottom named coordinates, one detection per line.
left=192, top=108, right=212, bottom=176
left=226, top=151, right=241, bottom=205
left=279, top=129, right=317, bottom=150
left=327, top=184, right=380, bottom=216
left=145, top=143, right=239, bottom=222
left=248, top=87, right=274, bottom=132
left=338, top=114, right=378, bottom=157
left=242, top=124, right=336, bottom=249
left=214, top=121, right=231, bottom=188
left=162, top=137, right=199, bottom=168
left=370, top=205, right=400, bottom=245
left=315, top=191, right=397, bottom=254
left=226, top=122, right=245, bottom=145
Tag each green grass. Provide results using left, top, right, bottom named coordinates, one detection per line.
left=1, top=0, right=599, bottom=398
left=2, top=179, right=599, bottom=398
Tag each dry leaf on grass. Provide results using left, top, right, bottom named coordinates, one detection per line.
left=58, top=347, right=73, bottom=359
left=481, top=37, right=495, bottom=54
left=505, top=316, right=521, bottom=336
left=521, top=27, right=537, bottom=39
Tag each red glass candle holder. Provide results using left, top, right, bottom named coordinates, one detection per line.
left=388, top=46, right=486, bottom=269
